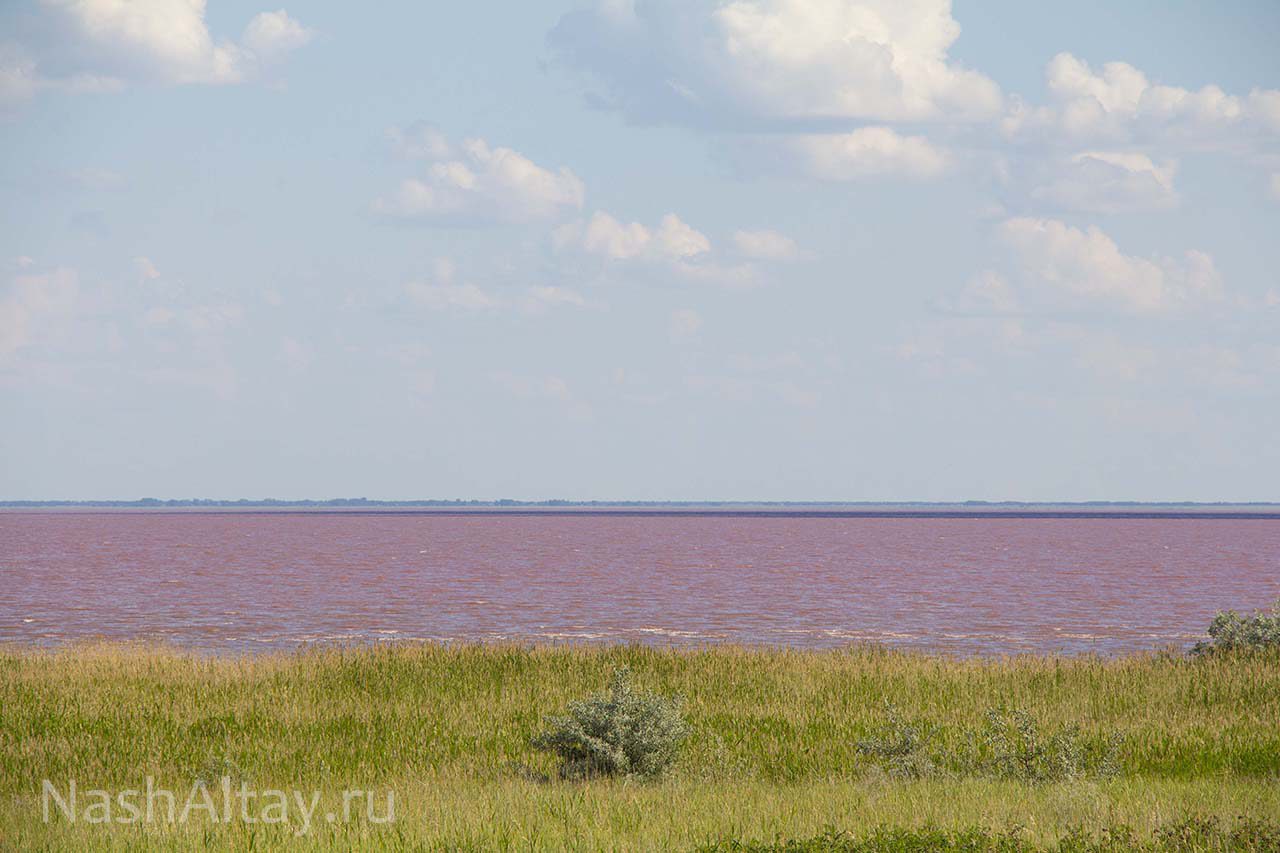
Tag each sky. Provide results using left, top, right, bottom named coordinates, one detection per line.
left=1, top=0, right=1278, bottom=502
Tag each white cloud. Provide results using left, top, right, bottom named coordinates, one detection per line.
left=10, top=1, right=313, bottom=97
left=403, top=258, right=499, bottom=309
left=939, top=270, right=1018, bottom=315
left=1004, top=52, right=1280, bottom=144
left=555, top=211, right=711, bottom=260
left=0, top=45, right=41, bottom=105
left=997, top=217, right=1222, bottom=313
left=387, top=122, right=452, bottom=160
left=732, top=229, right=798, bottom=260
left=0, top=260, right=252, bottom=399
left=1270, top=173, right=1280, bottom=202
left=0, top=267, right=79, bottom=359
left=141, top=301, right=244, bottom=333
left=555, top=211, right=770, bottom=289
left=548, top=0, right=1002, bottom=126
left=794, top=127, right=950, bottom=180
left=1029, top=151, right=1178, bottom=214
left=134, top=256, right=161, bottom=280
left=241, top=10, right=314, bottom=61
left=669, top=307, right=703, bottom=339
left=375, top=136, right=584, bottom=225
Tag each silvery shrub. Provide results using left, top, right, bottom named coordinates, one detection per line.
left=1192, top=599, right=1280, bottom=655
left=532, top=666, right=688, bottom=780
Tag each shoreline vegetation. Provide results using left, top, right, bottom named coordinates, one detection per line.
left=3, top=641, right=1278, bottom=850
left=4, top=498, right=1280, bottom=512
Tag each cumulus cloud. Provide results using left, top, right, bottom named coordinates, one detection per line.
left=375, top=134, right=584, bottom=225
left=0, top=267, right=79, bottom=359
left=387, top=122, right=452, bottom=160
left=794, top=127, right=950, bottom=180
left=0, top=259, right=251, bottom=399
left=0, top=45, right=42, bottom=105
left=1028, top=151, right=1178, bottom=214
left=404, top=278, right=499, bottom=311
left=1004, top=52, right=1280, bottom=144
left=997, top=217, right=1222, bottom=313
left=241, top=10, right=314, bottom=61
left=732, top=229, right=798, bottom=260
left=403, top=258, right=497, bottom=309
left=554, top=211, right=711, bottom=260
left=937, top=269, right=1019, bottom=315
left=404, top=260, right=588, bottom=313
left=552, top=209, right=774, bottom=287
left=548, top=0, right=1002, bottom=128
left=134, top=256, right=161, bottom=280
left=5, top=1, right=312, bottom=102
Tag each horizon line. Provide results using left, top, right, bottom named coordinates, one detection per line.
left=4, top=498, right=1279, bottom=507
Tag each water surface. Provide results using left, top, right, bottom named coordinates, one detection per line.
left=3, top=512, right=1277, bottom=654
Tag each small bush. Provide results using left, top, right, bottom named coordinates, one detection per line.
left=856, top=703, right=1122, bottom=783
left=984, top=708, right=1078, bottom=783
left=697, top=816, right=1280, bottom=852
left=1191, top=599, right=1280, bottom=655
left=531, top=666, right=688, bottom=780
left=856, top=701, right=938, bottom=779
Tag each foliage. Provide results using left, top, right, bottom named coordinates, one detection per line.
left=1192, top=599, right=1280, bottom=655
left=2, top=644, right=1278, bottom=849
left=855, top=701, right=938, bottom=779
left=982, top=707, right=1122, bottom=784
left=698, top=816, right=1280, bottom=852
left=857, top=703, right=1123, bottom=783
left=531, top=665, right=688, bottom=779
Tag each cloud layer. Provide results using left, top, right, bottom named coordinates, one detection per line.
left=996, top=217, right=1221, bottom=314
left=1004, top=52, right=1280, bottom=144
left=2, top=0, right=312, bottom=103
left=548, top=0, right=1001, bottom=127
left=375, top=133, right=585, bottom=225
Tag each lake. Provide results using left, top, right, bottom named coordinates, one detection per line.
left=3, top=511, right=1278, bottom=655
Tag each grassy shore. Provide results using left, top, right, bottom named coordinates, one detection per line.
left=1, top=643, right=1278, bottom=850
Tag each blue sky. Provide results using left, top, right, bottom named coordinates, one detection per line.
left=2, top=0, right=1278, bottom=501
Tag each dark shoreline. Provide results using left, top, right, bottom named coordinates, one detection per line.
left=5, top=506, right=1280, bottom=519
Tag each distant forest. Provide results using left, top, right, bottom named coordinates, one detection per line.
left=2, top=498, right=1276, bottom=508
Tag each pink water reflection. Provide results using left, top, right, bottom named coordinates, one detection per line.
left=3, top=512, right=1278, bottom=655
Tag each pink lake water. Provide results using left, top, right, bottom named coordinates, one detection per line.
left=2, top=511, right=1278, bottom=655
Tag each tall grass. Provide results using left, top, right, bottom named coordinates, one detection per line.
left=1, top=643, right=1277, bottom=850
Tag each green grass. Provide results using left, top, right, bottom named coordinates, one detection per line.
left=1, top=643, right=1278, bottom=850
